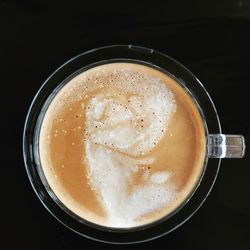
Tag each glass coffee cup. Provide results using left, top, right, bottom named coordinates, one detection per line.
left=23, top=45, right=245, bottom=244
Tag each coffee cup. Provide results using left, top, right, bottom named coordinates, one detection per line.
left=23, top=45, right=245, bottom=244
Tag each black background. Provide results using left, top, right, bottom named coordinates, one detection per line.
left=2, top=0, right=250, bottom=249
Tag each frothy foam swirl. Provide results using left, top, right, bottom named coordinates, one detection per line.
left=84, top=67, right=177, bottom=227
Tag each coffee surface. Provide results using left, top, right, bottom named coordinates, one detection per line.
left=39, top=62, right=206, bottom=228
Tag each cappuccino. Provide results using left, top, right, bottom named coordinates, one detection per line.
left=39, top=62, right=206, bottom=228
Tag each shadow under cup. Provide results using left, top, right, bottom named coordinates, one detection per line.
left=23, top=45, right=229, bottom=244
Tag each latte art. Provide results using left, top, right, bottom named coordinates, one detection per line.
left=84, top=73, right=175, bottom=156
left=83, top=71, right=176, bottom=226
left=39, top=62, right=206, bottom=228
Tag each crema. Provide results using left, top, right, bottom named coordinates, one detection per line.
left=39, top=62, right=206, bottom=228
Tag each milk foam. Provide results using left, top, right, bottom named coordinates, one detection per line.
left=83, top=67, right=177, bottom=227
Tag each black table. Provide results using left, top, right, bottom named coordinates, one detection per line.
left=2, top=1, right=250, bottom=249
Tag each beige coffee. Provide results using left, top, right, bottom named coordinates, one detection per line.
left=39, top=62, right=206, bottom=228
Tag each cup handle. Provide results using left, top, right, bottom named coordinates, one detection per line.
left=208, top=134, right=246, bottom=158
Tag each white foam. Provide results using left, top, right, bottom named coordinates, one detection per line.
left=85, top=141, right=176, bottom=227
left=82, top=66, right=177, bottom=227
left=84, top=69, right=176, bottom=156
left=150, top=172, right=171, bottom=184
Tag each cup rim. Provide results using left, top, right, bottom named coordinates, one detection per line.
left=23, top=44, right=221, bottom=244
